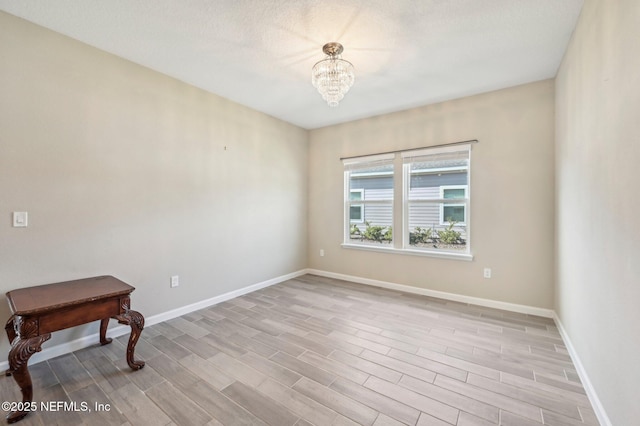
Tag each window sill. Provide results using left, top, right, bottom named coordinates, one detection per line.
left=341, top=243, right=473, bottom=261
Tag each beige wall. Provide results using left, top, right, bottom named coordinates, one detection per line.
left=0, top=12, right=308, bottom=357
left=555, top=0, right=640, bottom=424
left=308, top=80, right=556, bottom=309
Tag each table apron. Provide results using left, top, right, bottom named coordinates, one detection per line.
left=37, top=297, right=124, bottom=335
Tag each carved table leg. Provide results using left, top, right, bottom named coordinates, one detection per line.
left=114, top=310, right=145, bottom=370
left=6, top=334, right=51, bottom=424
left=4, top=316, right=16, bottom=377
left=99, top=318, right=112, bottom=345
left=5, top=316, right=16, bottom=344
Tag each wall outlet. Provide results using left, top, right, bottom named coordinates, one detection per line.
left=170, top=275, right=180, bottom=288
left=320, top=249, right=325, bottom=257
left=483, top=268, right=492, bottom=279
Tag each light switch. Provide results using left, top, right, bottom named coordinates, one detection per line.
left=13, top=212, right=28, bottom=227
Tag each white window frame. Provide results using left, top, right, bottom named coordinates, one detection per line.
left=342, top=145, right=472, bottom=261
left=439, top=185, right=467, bottom=225
left=343, top=153, right=395, bottom=245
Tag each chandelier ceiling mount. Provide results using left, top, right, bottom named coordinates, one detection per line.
left=311, top=42, right=355, bottom=108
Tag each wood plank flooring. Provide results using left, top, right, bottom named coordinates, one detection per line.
left=0, top=274, right=598, bottom=425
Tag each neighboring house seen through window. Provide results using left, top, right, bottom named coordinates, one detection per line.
left=343, top=144, right=471, bottom=259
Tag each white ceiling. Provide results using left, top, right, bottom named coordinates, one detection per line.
left=0, top=0, right=583, bottom=129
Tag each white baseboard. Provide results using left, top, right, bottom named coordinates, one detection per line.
left=553, top=313, right=612, bottom=426
left=147, top=269, right=307, bottom=325
left=0, top=269, right=307, bottom=371
left=306, top=269, right=555, bottom=318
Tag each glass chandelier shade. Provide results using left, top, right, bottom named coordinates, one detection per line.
left=311, top=42, right=355, bottom=107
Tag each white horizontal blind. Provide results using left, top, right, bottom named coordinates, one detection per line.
left=401, top=144, right=470, bottom=164
left=343, top=153, right=395, bottom=171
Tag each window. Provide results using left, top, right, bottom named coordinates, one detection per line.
left=343, top=144, right=471, bottom=259
left=343, top=154, right=394, bottom=246
left=403, top=145, right=470, bottom=254
left=349, top=189, right=364, bottom=222
left=440, top=186, right=467, bottom=224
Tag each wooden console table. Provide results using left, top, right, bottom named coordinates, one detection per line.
left=4, top=276, right=145, bottom=423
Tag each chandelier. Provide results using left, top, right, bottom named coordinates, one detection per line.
left=311, top=42, right=355, bottom=107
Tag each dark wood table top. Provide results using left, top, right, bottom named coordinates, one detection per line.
left=6, top=275, right=135, bottom=316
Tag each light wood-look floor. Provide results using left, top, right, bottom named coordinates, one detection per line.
left=1, top=274, right=598, bottom=426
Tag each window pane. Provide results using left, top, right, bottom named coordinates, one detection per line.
left=350, top=205, right=362, bottom=221
left=408, top=204, right=467, bottom=251
left=443, top=205, right=465, bottom=222
left=345, top=159, right=394, bottom=247
left=348, top=203, right=393, bottom=245
left=404, top=145, right=470, bottom=254
left=407, top=203, right=440, bottom=231
left=409, top=169, right=467, bottom=200
left=349, top=164, right=393, bottom=201
left=406, top=148, right=469, bottom=202
left=443, top=188, right=465, bottom=199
